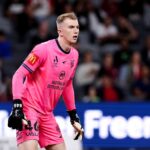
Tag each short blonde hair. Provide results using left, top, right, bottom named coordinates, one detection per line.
left=56, top=12, right=77, bottom=27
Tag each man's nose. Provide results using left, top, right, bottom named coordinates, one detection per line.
left=74, top=28, right=79, bottom=34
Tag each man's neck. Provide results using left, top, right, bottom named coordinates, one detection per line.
left=57, top=37, right=72, bottom=52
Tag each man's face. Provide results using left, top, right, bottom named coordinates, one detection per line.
left=59, top=18, right=79, bottom=44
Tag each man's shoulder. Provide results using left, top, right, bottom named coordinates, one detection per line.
left=32, top=39, right=56, bottom=56
left=37, top=39, right=55, bottom=47
left=71, top=47, right=79, bottom=57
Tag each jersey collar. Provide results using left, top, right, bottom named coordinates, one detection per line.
left=55, top=39, right=70, bottom=54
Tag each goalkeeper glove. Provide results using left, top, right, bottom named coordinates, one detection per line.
left=8, top=99, right=28, bottom=131
left=67, top=109, right=84, bottom=140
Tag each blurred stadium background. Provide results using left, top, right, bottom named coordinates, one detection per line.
left=0, top=0, right=150, bottom=150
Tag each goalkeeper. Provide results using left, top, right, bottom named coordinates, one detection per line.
left=8, top=12, right=83, bottom=150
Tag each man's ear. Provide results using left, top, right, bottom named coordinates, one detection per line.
left=57, top=29, right=61, bottom=34
left=57, top=28, right=63, bottom=37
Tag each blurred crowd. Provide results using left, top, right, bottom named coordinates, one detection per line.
left=0, top=0, right=149, bottom=102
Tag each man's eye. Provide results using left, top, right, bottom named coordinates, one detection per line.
left=69, top=26, right=74, bottom=28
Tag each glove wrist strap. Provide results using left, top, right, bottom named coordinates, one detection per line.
left=13, top=99, right=23, bottom=109
left=67, top=109, right=80, bottom=124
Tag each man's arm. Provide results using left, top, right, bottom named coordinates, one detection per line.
left=62, top=80, right=84, bottom=140
left=8, top=65, right=32, bottom=130
left=12, top=65, right=30, bottom=99
left=8, top=44, right=46, bottom=131
left=62, top=79, right=76, bottom=111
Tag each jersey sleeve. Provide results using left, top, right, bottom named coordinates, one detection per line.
left=62, top=79, right=76, bottom=111
left=12, top=44, right=47, bottom=100
left=62, top=51, right=79, bottom=110
left=12, top=65, right=30, bottom=99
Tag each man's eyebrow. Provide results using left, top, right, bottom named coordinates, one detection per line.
left=68, top=25, right=79, bottom=28
left=68, top=25, right=75, bottom=28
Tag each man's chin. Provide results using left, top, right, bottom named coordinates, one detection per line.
left=67, top=39, right=78, bottom=45
left=71, top=39, right=77, bottom=44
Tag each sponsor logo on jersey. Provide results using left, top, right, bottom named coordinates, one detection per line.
left=27, top=53, right=39, bottom=65
left=59, top=71, right=65, bottom=80
left=47, top=81, right=66, bottom=90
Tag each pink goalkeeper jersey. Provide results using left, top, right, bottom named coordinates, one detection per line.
left=12, top=39, right=79, bottom=114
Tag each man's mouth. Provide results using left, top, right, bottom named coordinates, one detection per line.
left=73, top=36, right=78, bottom=40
